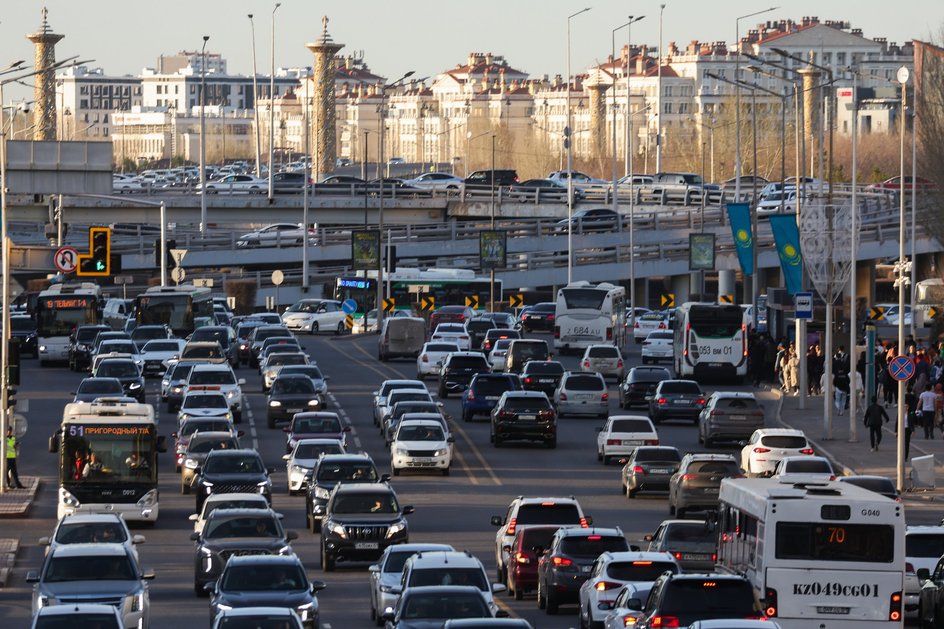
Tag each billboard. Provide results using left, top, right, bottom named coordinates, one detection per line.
left=479, top=230, right=507, bottom=270
left=351, top=230, right=380, bottom=270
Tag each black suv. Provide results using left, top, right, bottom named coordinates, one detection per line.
left=190, top=507, right=298, bottom=595
left=320, top=482, right=413, bottom=571
left=464, top=169, right=519, bottom=190
left=521, top=360, right=565, bottom=396
left=130, top=324, right=172, bottom=352
left=536, top=527, right=630, bottom=613
left=630, top=572, right=761, bottom=628
left=193, top=449, right=273, bottom=512
left=69, top=324, right=111, bottom=371
left=438, top=352, right=491, bottom=398
left=647, top=380, right=706, bottom=424
left=8, top=315, right=38, bottom=358
left=465, top=317, right=497, bottom=349
left=93, top=357, right=146, bottom=403
left=619, top=366, right=672, bottom=409
left=304, top=453, right=386, bottom=532
left=490, top=391, right=557, bottom=448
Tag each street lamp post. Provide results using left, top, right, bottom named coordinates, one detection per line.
left=302, top=69, right=311, bottom=292
left=611, top=20, right=631, bottom=217
left=199, top=36, right=209, bottom=235
left=248, top=14, right=262, bottom=178
left=566, top=7, right=591, bottom=285
left=896, top=65, right=910, bottom=492
left=624, top=16, right=645, bottom=177
left=490, top=133, right=496, bottom=311
left=655, top=3, right=665, bottom=173
left=267, top=2, right=281, bottom=202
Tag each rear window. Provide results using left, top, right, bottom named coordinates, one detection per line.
left=531, top=303, right=556, bottom=314
left=560, top=288, right=606, bottom=310
left=559, top=535, right=629, bottom=557
left=426, top=343, right=459, bottom=353
left=629, top=368, right=671, bottom=382
left=660, top=579, right=757, bottom=617
left=520, top=528, right=559, bottom=549
left=516, top=503, right=582, bottom=526
left=564, top=374, right=605, bottom=391
left=467, top=320, right=495, bottom=332
left=906, top=534, right=944, bottom=558
left=525, top=362, right=565, bottom=375
left=687, top=460, right=740, bottom=475
left=634, top=448, right=681, bottom=462
left=588, top=346, right=620, bottom=358
left=648, top=332, right=673, bottom=340
left=783, top=459, right=832, bottom=473
left=474, top=377, right=519, bottom=395
left=512, top=342, right=548, bottom=358
left=664, top=523, right=715, bottom=543
left=716, top=398, right=759, bottom=410
left=660, top=381, right=702, bottom=394
left=761, top=435, right=808, bottom=448
left=606, top=560, right=678, bottom=581
left=503, top=397, right=552, bottom=411
left=611, top=419, right=653, bottom=433
left=449, top=356, right=489, bottom=369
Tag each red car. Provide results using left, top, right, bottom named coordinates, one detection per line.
left=428, top=305, right=476, bottom=330
left=283, top=411, right=351, bottom=453
left=505, top=525, right=561, bottom=600
left=868, top=176, right=937, bottom=193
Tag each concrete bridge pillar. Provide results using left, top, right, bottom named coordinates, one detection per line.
left=587, top=83, right=609, bottom=163
left=26, top=9, right=64, bottom=141
left=856, top=260, right=875, bottom=307
left=671, top=275, right=691, bottom=307
left=718, top=270, right=737, bottom=302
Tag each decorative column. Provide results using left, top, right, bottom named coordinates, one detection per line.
left=26, top=8, right=64, bottom=141
left=798, top=60, right=821, bottom=179
left=306, top=16, right=343, bottom=180
left=587, top=83, right=609, bottom=162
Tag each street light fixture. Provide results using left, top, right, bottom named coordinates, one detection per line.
left=199, top=35, right=209, bottom=235
left=566, top=6, right=591, bottom=285
left=267, top=2, right=282, bottom=202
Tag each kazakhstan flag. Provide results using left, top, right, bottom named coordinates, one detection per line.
left=770, top=214, right=804, bottom=295
left=725, top=202, right=754, bottom=276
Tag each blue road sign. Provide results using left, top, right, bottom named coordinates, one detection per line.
left=341, top=298, right=358, bottom=315
left=795, top=292, right=813, bottom=320
left=888, top=355, right=915, bottom=382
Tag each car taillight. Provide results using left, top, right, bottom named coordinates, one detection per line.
left=499, top=410, right=514, bottom=418
left=681, top=473, right=697, bottom=481
left=658, top=322, right=667, bottom=329
left=633, top=465, right=645, bottom=475
left=644, top=439, right=659, bottom=445
left=696, top=398, right=706, bottom=405
left=890, top=591, right=903, bottom=622
left=650, top=616, right=679, bottom=627
left=657, top=397, right=667, bottom=405
left=460, top=335, right=469, bottom=340
left=421, top=354, right=429, bottom=363
left=554, top=326, right=560, bottom=338
left=616, top=360, right=623, bottom=368
left=506, top=517, right=517, bottom=535
left=467, top=390, right=475, bottom=400
left=524, top=377, right=533, bottom=385
left=547, top=314, right=555, bottom=321
left=799, top=448, right=815, bottom=455
left=539, top=410, right=555, bottom=418
left=559, top=392, right=568, bottom=401
left=515, top=551, right=532, bottom=564
left=583, top=360, right=591, bottom=368
left=634, top=321, right=640, bottom=328
left=595, top=580, right=621, bottom=591
left=606, top=327, right=613, bottom=340
left=753, top=447, right=771, bottom=453
left=764, top=587, right=778, bottom=617
left=621, top=614, right=638, bottom=627
left=607, top=439, right=621, bottom=445
left=906, top=562, right=915, bottom=574
left=579, top=517, right=589, bottom=528
left=551, top=556, right=573, bottom=566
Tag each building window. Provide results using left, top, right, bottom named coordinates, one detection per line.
left=80, top=85, right=89, bottom=95
left=80, top=99, right=88, bottom=109
left=663, top=102, right=673, bottom=114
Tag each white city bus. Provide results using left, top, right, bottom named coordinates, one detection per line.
left=553, top=281, right=626, bottom=353
left=52, top=399, right=165, bottom=523
left=717, top=477, right=905, bottom=628
left=133, top=283, right=214, bottom=337
left=673, top=302, right=748, bottom=382
left=36, top=282, right=103, bottom=366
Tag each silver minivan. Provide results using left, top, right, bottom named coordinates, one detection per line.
left=103, top=298, right=133, bottom=330
left=379, top=317, right=427, bottom=361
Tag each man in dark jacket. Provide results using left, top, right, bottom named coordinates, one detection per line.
left=864, top=396, right=890, bottom=452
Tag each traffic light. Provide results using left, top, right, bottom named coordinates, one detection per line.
left=7, top=340, right=19, bottom=387
left=154, top=239, right=177, bottom=268
left=77, top=227, right=111, bottom=277
left=5, top=387, right=16, bottom=410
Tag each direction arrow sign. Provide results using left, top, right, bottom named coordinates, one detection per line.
left=661, top=293, right=675, bottom=308
left=508, top=294, right=524, bottom=308
left=54, top=247, right=79, bottom=273
left=889, top=355, right=915, bottom=382
left=341, top=299, right=358, bottom=315
left=382, top=298, right=396, bottom=313
left=719, top=294, right=734, bottom=304
left=169, top=248, right=188, bottom=266
left=420, top=295, right=436, bottom=311
left=465, top=295, right=479, bottom=309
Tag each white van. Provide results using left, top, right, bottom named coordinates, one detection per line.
left=378, top=317, right=427, bottom=361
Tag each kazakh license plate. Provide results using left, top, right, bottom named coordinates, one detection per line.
left=816, top=606, right=850, bottom=615
left=287, top=408, right=302, bottom=413
left=355, top=542, right=379, bottom=550
left=519, top=415, right=536, bottom=420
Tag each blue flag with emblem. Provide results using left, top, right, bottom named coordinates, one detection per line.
left=725, top=202, right=754, bottom=276
left=769, top=214, right=804, bottom=295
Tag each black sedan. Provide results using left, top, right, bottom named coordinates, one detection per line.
left=647, top=379, right=706, bottom=424
left=518, top=302, right=556, bottom=333
left=490, top=391, right=557, bottom=448
left=520, top=360, right=565, bottom=397
left=618, top=366, right=672, bottom=409
left=556, top=208, right=621, bottom=233
left=267, top=374, right=323, bottom=428
left=94, top=358, right=146, bottom=403
left=509, top=178, right=582, bottom=203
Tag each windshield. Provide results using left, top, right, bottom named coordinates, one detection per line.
left=172, top=364, right=194, bottom=380
left=37, top=296, right=99, bottom=336
left=295, top=442, right=343, bottom=459
left=188, top=438, right=237, bottom=454
left=35, top=614, right=121, bottom=629
left=77, top=379, right=124, bottom=395
left=143, top=341, right=179, bottom=353
left=331, top=492, right=399, bottom=514
left=317, top=462, right=378, bottom=482
left=96, top=362, right=139, bottom=378
left=55, top=522, right=128, bottom=545
left=183, top=395, right=228, bottom=409
left=560, top=288, right=606, bottom=310
left=136, top=294, right=195, bottom=333
left=688, top=305, right=743, bottom=338
left=205, top=516, right=281, bottom=539
left=397, top=425, right=445, bottom=441
left=190, top=370, right=236, bottom=386
left=402, top=592, right=490, bottom=619
left=180, top=420, right=232, bottom=436
left=204, top=455, right=264, bottom=474
left=286, top=301, right=323, bottom=313
left=221, top=564, right=307, bottom=591
left=44, top=555, right=136, bottom=582
left=410, top=567, right=488, bottom=590
left=62, top=424, right=156, bottom=484
left=272, top=378, right=316, bottom=394
left=559, top=536, right=629, bottom=557
left=607, top=560, right=679, bottom=581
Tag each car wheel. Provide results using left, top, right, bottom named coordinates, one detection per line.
left=438, top=386, right=448, bottom=399
left=336, top=321, right=346, bottom=336
left=310, top=322, right=319, bottom=335
left=668, top=502, right=676, bottom=516
left=442, top=467, right=450, bottom=476
left=494, top=435, right=502, bottom=448
left=233, top=411, right=242, bottom=424
left=321, top=541, right=335, bottom=572
left=510, top=571, right=522, bottom=600
left=392, top=467, right=400, bottom=476
left=627, top=485, right=637, bottom=499
left=546, top=438, right=557, bottom=449
left=537, top=579, right=547, bottom=609
left=545, top=584, right=560, bottom=614
left=175, top=464, right=181, bottom=474
left=597, top=450, right=603, bottom=462
left=462, top=408, right=471, bottom=422
left=180, top=477, right=190, bottom=495
left=676, top=507, right=686, bottom=518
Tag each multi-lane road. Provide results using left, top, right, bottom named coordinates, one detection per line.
left=0, top=328, right=934, bottom=628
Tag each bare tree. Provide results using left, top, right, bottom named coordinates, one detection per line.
left=916, top=36, right=944, bottom=246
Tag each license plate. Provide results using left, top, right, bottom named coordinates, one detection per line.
left=650, top=468, right=671, bottom=474
left=531, top=315, right=543, bottom=319
left=683, top=553, right=711, bottom=560
left=704, top=487, right=719, bottom=493
left=578, top=394, right=596, bottom=401
left=287, top=408, right=302, bottom=413
left=728, top=415, right=747, bottom=420
left=623, top=440, right=642, bottom=445
left=485, top=396, right=500, bottom=401
left=816, top=607, right=850, bottom=615
left=519, top=415, right=536, bottom=420
left=673, top=400, right=689, bottom=405
left=538, top=378, right=554, bottom=384
left=581, top=565, right=592, bottom=573
left=355, top=542, right=379, bottom=550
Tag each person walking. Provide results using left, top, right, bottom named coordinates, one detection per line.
left=5, top=427, right=25, bottom=490
left=919, top=383, right=938, bottom=439
left=785, top=346, right=799, bottom=395
left=903, top=384, right=917, bottom=460
left=863, top=396, right=890, bottom=452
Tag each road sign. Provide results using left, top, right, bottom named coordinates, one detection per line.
left=171, top=267, right=186, bottom=283
left=382, top=298, right=396, bottom=313
left=465, top=295, right=479, bottom=309
left=929, top=306, right=940, bottom=320
left=113, top=275, right=133, bottom=285
left=344, top=314, right=354, bottom=329
left=420, top=295, right=436, bottom=311
left=661, top=293, right=675, bottom=308
left=719, top=294, right=734, bottom=304
left=888, top=355, right=915, bottom=382
left=271, top=270, right=284, bottom=286
left=795, top=292, right=813, bottom=320
left=192, top=278, right=214, bottom=288
left=54, top=246, right=78, bottom=273
left=869, top=306, right=887, bottom=320
left=169, top=248, right=188, bottom=266
left=508, top=294, right=524, bottom=308
left=341, top=298, right=358, bottom=315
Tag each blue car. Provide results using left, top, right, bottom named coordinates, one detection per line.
left=461, top=373, right=522, bottom=422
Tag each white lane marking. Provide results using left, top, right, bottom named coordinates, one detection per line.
left=243, top=395, right=259, bottom=450
left=329, top=392, right=361, bottom=450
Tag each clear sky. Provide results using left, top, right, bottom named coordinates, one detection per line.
left=1, top=0, right=941, bottom=103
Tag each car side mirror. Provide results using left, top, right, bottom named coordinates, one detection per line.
left=26, top=571, right=40, bottom=583
left=324, top=375, right=331, bottom=381
left=142, top=570, right=156, bottom=580
left=190, top=532, right=200, bottom=541
left=381, top=473, right=391, bottom=482
left=132, top=535, right=146, bottom=545
left=643, top=534, right=654, bottom=542
left=282, top=454, right=291, bottom=461
left=204, top=582, right=216, bottom=594
left=310, top=580, right=327, bottom=593
left=644, top=395, right=653, bottom=401
left=286, top=531, right=299, bottom=541
left=188, top=514, right=199, bottom=522
left=490, top=516, right=504, bottom=527
left=238, top=378, right=246, bottom=385
left=626, top=597, right=643, bottom=611
left=38, top=536, right=51, bottom=545
left=502, top=544, right=512, bottom=554
left=381, top=608, right=396, bottom=621
left=918, top=568, right=931, bottom=581
left=584, top=516, right=592, bottom=525
left=237, top=430, right=245, bottom=437
left=402, top=505, right=415, bottom=515
left=368, top=564, right=380, bottom=573
left=343, top=426, right=352, bottom=433
left=267, top=467, right=276, bottom=474
left=446, top=436, right=455, bottom=443
left=171, top=432, right=178, bottom=439
left=491, top=583, right=507, bottom=593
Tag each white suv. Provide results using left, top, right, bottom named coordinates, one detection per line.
left=739, top=428, right=814, bottom=477
left=184, top=364, right=246, bottom=423
left=397, top=550, right=504, bottom=615
left=390, top=419, right=453, bottom=476
left=281, top=299, right=346, bottom=335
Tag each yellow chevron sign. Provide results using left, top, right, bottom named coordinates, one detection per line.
left=344, top=314, right=354, bottom=329
left=869, top=306, right=887, bottom=320
left=508, top=294, right=524, bottom=308
left=382, top=298, right=396, bottom=313
left=719, top=294, right=734, bottom=304
left=661, top=293, right=675, bottom=308
left=465, top=295, right=480, bottom=309
left=420, top=295, right=436, bottom=311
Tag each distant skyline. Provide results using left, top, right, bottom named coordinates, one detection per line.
left=1, top=0, right=940, bottom=104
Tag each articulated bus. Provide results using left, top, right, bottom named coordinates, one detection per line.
left=36, top=282, right=103, bottom=367
left=51, top=398, right=165, bottom=523
left=553, top=281, right=626, bottom=353
left=334, top=268, right=501, bottom=314
left=133, top=283, right=214, bottom=337
left=717, top=477, right=905, bottom=628
left=673, top=302, right=748, bottom=382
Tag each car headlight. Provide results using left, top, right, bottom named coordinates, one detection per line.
left=203, top=482, right=214, bottom=493
left=307, top=399, right=320, bottom=407
left=379, top=585, right=396, bottom=593
left=291, top=464, right=309, bottom=475
left=129, top=382, right=142, bottom=390
left=60, top=487, right=80, bottom=508
left=394, top=447, right=409, bottom=456
left=37, top=595, right=56, bottom=609
left=137, top=489, right=158, bottom=507
left=172, top=386, right=183, bottom=394
left=78, top=344, right=90, bottom=351
left=185, top=458, right=199, bottom=469
left=257, top=480, right=271, bottom=494
left=239, top=344, right=248, bottom=350
left=269, top=400, right=282, bottom=407
left=227, top=390, right=237, bottom=399
left=314, top=486, right=330, bottom=500
left=386, top=520, right=407, bottom=539
left=161, top=379, right=170, bottom=388
left=325, top=520, right=347, bottom=538
left=433, top=448, right=449, bottom=457
left=129, top=591, right=145, bottom=612
left=296, top=602, right=314, bottom=621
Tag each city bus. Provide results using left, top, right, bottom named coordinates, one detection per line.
left=914, top=278, right=944, bottom=326
left=334, top=268, right=501, bottom=313
left=51, top=398, right=165, bottom=523
left=673, top=302, right=748, bottom=382
left=553, top=281, right=626, bottom=353
left=717, top=477, right=905, bottom=628
left=132, top=283, right=214, bottom=337
left=36, top=282, right=103, bottom=367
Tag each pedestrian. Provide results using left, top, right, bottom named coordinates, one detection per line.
left=785, top=346, right=799, bottom=395
left=919, top=383, right=937, bottom=439
left=774, top=343, right=787, bottom=392
left=903, top=384, right=917, bottom=460
left=863, top=396, right=890, bottom=452
left=5, top=427, right=25, bottom=490
left=834, top=366, right=850, bottom=416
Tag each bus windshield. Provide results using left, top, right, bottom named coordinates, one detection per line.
left=136, top=294, right=193, bottom=332
left=61, top=424, right=157, bottom=484
left=688, top=305, right=743, bottom=338
left=37, top=297, right=99, bottom=336
left=560, top=289, right=607, bottom=310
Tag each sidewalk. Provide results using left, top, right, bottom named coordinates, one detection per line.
left=0, top=475, right=40, bottom=518
left=770, top=391, right=944, bottom=501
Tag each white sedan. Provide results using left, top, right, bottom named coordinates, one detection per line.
left=237, top=223, right=315, bottom=248
left=390, top=419, right=453, bottom=476
left=430, top=323, right=471, bottom=351
left=200, top=173, right=267, bottom=194
left=113, top=174, right=144, bottom=193
left=641, top=330, right=674, bottom=364
left=633, top=311, right=669, bottom=343
left=488, top=339, right=512, bottom=372
left=416, top=342, right=460, bottom=379
left=403, top=172, right=464, bottom=190
left=596, top=415, right=659, bottom=464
